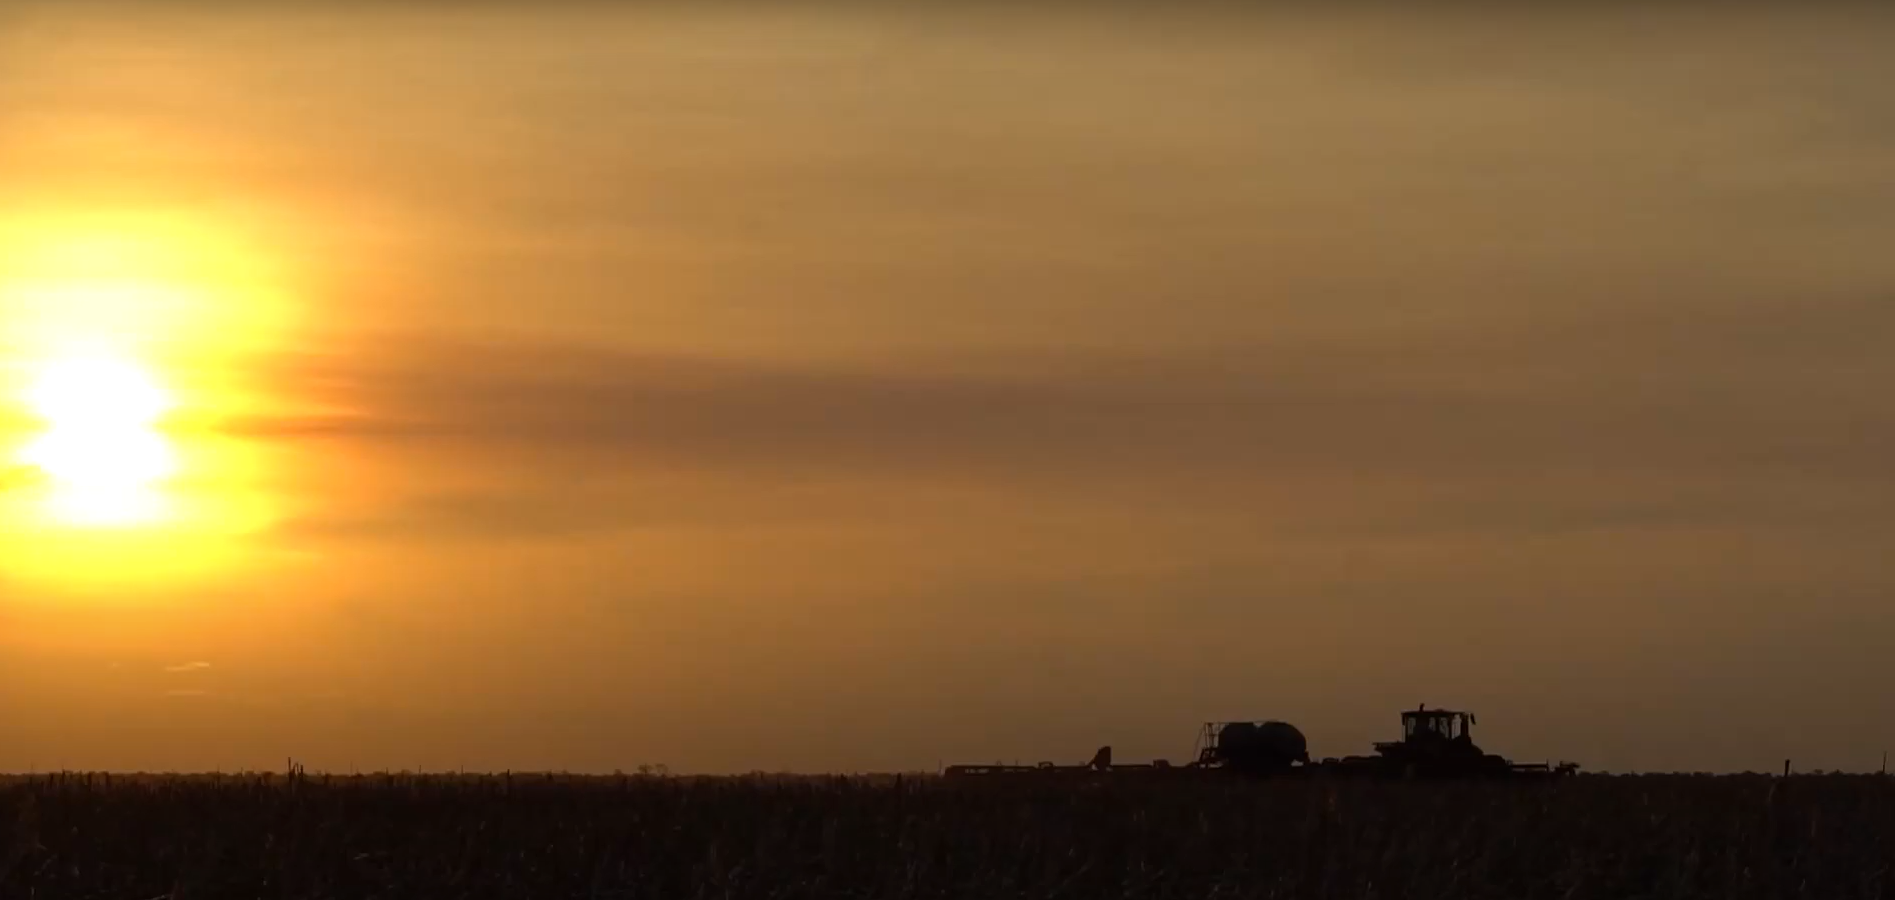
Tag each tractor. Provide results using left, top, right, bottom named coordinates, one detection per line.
left=1325, top=705, right=1578, bottom=778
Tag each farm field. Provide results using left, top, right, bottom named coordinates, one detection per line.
left=3, top=772, right=1891, bottom=899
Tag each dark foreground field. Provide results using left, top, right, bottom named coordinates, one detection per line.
left=3, top=772, right=1891, bottom=899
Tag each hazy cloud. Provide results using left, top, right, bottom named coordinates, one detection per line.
left=238, top=292, right=1895, bottom=485
left=219, top=292, right=1895, bottom=554
left=163, top=661, right=212, bottom=674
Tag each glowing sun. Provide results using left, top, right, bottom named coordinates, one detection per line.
left=16, top=354, right=180, bottom=527
left=0, top=208, right=296, bottom=587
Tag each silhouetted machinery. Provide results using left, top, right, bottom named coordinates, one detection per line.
left=1196, top=721, right=1310, bottom=774
left=1323, top=705, right=1579, bottom=779
left=945, top=705, right=1577, bottom=780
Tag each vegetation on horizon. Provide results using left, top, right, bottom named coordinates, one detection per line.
left=4, top=773, right=1891, bottom=899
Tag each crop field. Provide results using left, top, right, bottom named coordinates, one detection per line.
left=2, top=772, right=1891, bottom=899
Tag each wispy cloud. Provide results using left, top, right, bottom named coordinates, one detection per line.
left=212, top=305, right=1895, bottom=554
left=238, top=302, right=1895, bottom=484
left=163, top=661, right=212, bottom=673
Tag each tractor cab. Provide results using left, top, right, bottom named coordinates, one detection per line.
left=1401, top=706, right=1475, bottom=745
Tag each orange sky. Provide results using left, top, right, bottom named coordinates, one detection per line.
left=2, top=3, right=1893, bottom=774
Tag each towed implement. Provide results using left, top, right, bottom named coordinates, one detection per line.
left=945, top=705, right=1578, bottom=781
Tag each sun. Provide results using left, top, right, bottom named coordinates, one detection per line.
left=0, top=207, right=298, bottom=587
left=15, top=353, right=181, bottom=527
